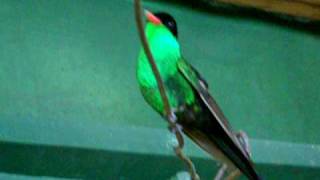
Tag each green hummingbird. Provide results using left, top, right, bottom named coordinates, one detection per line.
left=136, top=11, right=261, bottom=180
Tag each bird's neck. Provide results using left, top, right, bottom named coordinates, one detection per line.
left=137, top=23, right=181, bottom=88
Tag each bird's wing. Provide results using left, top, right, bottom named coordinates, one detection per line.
left=177, top=58, right=260, bottom=179
left=177, top=58, right=238, bottom=145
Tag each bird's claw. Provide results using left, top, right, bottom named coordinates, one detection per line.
left=167, top=110, right=183, bottom=134
left=168, top=110, right=178, bottom=123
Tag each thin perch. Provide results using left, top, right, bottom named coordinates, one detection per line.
left=133, top=0, right=200, bottom=179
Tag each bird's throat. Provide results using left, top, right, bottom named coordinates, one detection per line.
left=137, top=23, right=181, bottom=88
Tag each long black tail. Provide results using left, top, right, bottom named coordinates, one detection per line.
left=203, top=117, right=261, bottom=180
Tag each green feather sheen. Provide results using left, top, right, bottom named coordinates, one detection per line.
left=137, top=23, right=195, bottom=114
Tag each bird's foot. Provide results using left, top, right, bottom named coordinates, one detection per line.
left=167, top=109, right=178, bottom=123
left=167, top=110, right=183, bottom=134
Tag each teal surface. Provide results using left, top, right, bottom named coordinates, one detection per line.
left=0, top=173, right=76, bottom=180
left=1, top=120, right=320, bottom=179
left=0, top=0, right=320, bottom=179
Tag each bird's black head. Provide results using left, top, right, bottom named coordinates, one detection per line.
left=146, top=11, right=178, bottom=38
left=154, top=12, right=178, bottom=38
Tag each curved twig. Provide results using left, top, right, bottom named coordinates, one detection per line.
left=133, top=1, right=199, bottom=179
left=134, top=0, right=170, bottom=117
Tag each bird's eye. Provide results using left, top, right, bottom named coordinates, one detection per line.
left=168, top=22, right=174, bottom=27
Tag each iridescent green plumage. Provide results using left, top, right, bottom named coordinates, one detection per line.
left=137, top=23, right=195, bottom=114
left=136, top=13, right=261, bottom=180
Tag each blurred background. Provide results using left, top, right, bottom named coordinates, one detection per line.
left=0, top=0, right=319, bottom=179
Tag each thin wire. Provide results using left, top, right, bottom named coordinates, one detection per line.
left=133, top=0, right=199, bottom=179
left=134, top=0, right=170, bottom=117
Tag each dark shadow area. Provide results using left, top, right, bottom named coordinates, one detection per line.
left=257, top=163, right=320, bottom=180
left=0, top=141, right=319, bottom=179
left=152, top=0, right=320, bottom=36
left=0, top=141, right=216, bottom=179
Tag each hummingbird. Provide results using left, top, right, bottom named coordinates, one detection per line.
left=136, top=11, right=261, bottom=180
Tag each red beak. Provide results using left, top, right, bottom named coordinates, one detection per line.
left=145, top=10, right=162, bottom=25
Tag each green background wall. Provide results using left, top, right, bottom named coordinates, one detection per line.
left=0, top=0, right=319, bottom=179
